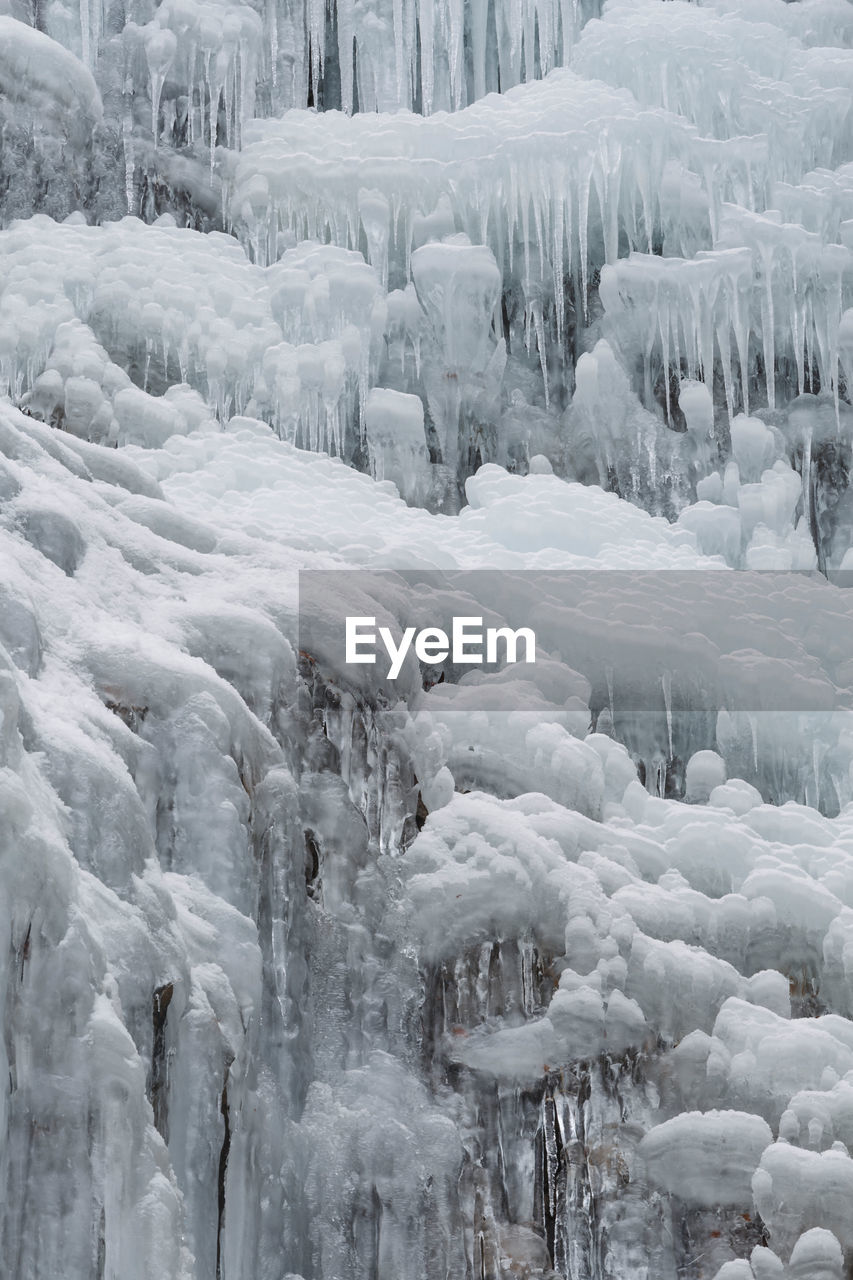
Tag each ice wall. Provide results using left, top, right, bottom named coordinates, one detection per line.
left=7, top=394, right=853, bottom=1279
left=5, top=0, right=853, bottom=1275
left=6, top=0, right=853, bottom=532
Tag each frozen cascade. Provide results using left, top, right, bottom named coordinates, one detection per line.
left=8, top=0, right=853, bottom=1276
left=599, top=206, right=853, bottom=422
left=1, top=0, right=605, bottom=232
left=8, top=404, right=853, bottom=1275
left=0, top=219, right=386, bottom=455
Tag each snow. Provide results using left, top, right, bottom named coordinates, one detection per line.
left=6, top=0, right=853, bottom=1273
left=0, top=17, right=103, bottom=127
left=3, top=385, right=838, bottom=1274
left=639, top=1110, right=773, bottom=1207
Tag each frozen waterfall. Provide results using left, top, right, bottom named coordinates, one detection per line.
left=5, top=0, right=853, bottom=1277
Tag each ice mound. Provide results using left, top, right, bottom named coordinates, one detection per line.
left=753, top=1145, right=853, bottom=1255
left=0, top=17, right=102, bottom=131
left=141, top=420, right=718, bottom=569
left=639, top=1110, right=773, bottom=1207
left=459, top=465, right=705, bottom=563
left=0, top=218, right=386, bottom=456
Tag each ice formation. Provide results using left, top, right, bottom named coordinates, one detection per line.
left=6, top=0, right=853, bottom=1276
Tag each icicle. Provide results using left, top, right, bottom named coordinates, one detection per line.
left=758, top=241, right=777, bottom=409
left=749, top=712, right=759, bottom=775
left=267, top=0, right=278, bottom=93
left=659, top=296, right=672, bottom=422
left=534, top=305, right=549, bottom=409
left=813, top=737, right=821, bottom=809
left=662, top=671, right=673, bottom=761
left=552, top=193, right=565, bottom=345
left=523, top=0, right=536, bottom=83
left=672, top=304, right=683, bottom=399
left=144, top=28, right=177, bottom=150
left=729, top=265, right=751, bottom=418
left=419, top=0, right=435, bottom=114
left=715, top=311, right=736, bottom=424
left=802, top=425, right=813, bottom=538
left=792, top=251, right=806, bottom=398
left=393, top=0, right=405, bottom=108
left=308, top=0, right=324, bottom=102
left=448, top=0, right=465, bottom=109
left=560, top=0, right=575, bottom=62
left=81, top=0, right=91, bottom=69
left=122, top=104, right=135, bottom=214
left=519, top=189, right=531, bottom=301
left=605, top=144, right=621, bottom=266
left=578, top=164, right=591, bottom=322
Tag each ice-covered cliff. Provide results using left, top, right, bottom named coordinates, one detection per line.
left=4, top=0, right=853, bottom=1276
